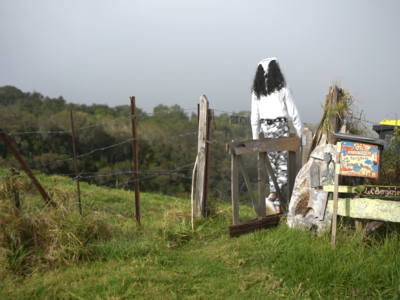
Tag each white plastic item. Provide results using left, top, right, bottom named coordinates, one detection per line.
left=265, top=198, right=277, bottom=215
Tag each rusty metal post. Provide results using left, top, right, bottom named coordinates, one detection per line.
left=197, top=103, right=200, bottom=126
left=70, top=109, right=82, bottom=214
left=0, top=129, right=55, bottom=207
left=130, top=97, right=141, bottom=225
left=203, top=109, right=212, bottom=217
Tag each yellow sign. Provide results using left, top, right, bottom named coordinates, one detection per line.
left=380, top=119, right=400, bottom=126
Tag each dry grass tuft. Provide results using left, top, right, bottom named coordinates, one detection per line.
left=0, top=170, right=114, bottom=276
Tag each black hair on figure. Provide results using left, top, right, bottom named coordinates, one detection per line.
left=252, top=64, right=267, bottom=99
left=252, top=60, right=286, bottom=99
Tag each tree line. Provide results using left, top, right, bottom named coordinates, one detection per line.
left=0, top=85, right=258, bottom=199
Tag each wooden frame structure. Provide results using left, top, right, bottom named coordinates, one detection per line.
left=226, top=132, right=300, bottom=235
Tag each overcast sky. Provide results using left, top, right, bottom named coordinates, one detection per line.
left=1, top=0, right=399, bottom=127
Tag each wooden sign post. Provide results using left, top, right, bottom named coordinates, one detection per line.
left=330, top=133, right=385, bottom=245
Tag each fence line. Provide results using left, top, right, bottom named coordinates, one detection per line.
left=0, top=115, right=135, bottom=135
left=0, top=106, right=383, bottom=201
left=0, top=131, right=198, bottom=169
left=78, top=162, right=196, bottom=197
left=0, top=107, right=199, bottom=136
left=40, top=162, right=197, bottom=189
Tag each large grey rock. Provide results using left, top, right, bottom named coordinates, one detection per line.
left=287, top=134, right=337, bottom=233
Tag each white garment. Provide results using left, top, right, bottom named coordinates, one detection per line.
left=251, top=86, right=304, bottom=139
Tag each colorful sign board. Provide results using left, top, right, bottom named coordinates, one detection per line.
left=339, top=141, right=380, bottom=178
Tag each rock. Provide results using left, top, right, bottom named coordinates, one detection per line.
left=287, top=134, right=337, bottom=233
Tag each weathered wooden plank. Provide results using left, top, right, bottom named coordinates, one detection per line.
left=203, top=109, right=212, bottom=217
left=331, top=142, right=342, bottom=246
left=237, top=156, right=262, bottom=217
left=195, top=95, right=208, bottom=217
left=323, top=185, right=353, bottom=193
left=229, top=135, right=300, bottom=155
left=301, top=128, right=313, bottom=165
left=258, top=132, right=267, bottom=218
left=229, top=116, right=250, bottom=125
left=229, top=214, right=283, bottom=238
left=287, top=150, right=296, bottom=209
left=226, top=141, right=243, bottom=154
left=231, top=153, right=239, bottom=225
left=327, top=198, right=400, bottom=222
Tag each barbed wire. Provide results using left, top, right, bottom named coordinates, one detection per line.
left=42, top=164, right=197, bottom=189
left=0, top=115, right=137, bottom=135
left=79, top=162, right=196, bottom=197
left=26, top=131, right=197, bottom=169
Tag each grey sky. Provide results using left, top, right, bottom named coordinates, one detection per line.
left=1, top=0, right=399, bottom=127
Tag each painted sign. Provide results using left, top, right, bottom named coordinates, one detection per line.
left=362, top=186, right=400, bottom=197
left=339, top=141, right=380, bottom=178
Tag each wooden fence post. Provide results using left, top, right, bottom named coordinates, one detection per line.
left=195, top=95, right=209, bottom=217
left=231, top=149, right=239, bottom=225
left=70, top=109, right=82, bottom=214
left=0, top=129, right=55, bottom=207
left=301, top=128, right=312, bottom=165
left=130, top=96, right=141, bottom=225
left=287, top=150, right=296, bottom=211
left=331, top=141, right=341, bottom=246
left=203, top=109, right=212, bottom=217
left=258, top=132, right=266, bottom=218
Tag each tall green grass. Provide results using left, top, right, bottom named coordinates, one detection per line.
left=1, top=167, right=400, bottom=299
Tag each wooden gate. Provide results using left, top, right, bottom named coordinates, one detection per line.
left=226, top=132, right=300, bottom=237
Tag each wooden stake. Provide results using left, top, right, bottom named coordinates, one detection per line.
left=287, top=150, right=297, bottom=210
left=306, top=88, right=332, bottom=161
left=331, top=141, right=341, bottom=246
left=231, top=151, right=239, bottom=225
left=258, top=132, right=266, bottom=217
left=301, top=128, right=313, bottom=165
left=70, top=109, right=82, bottom=214
left=195, top=95, right=209, bottom=217
left=203, top=109, right=212, bottom=217
left=0, top=129, right=55, bottom=207
left=130, top=97, right=141, bottom=225
left=329, top=87, right=339, bottom=144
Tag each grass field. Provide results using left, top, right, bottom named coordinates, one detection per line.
left=1, top=169, right=400, bottom=299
